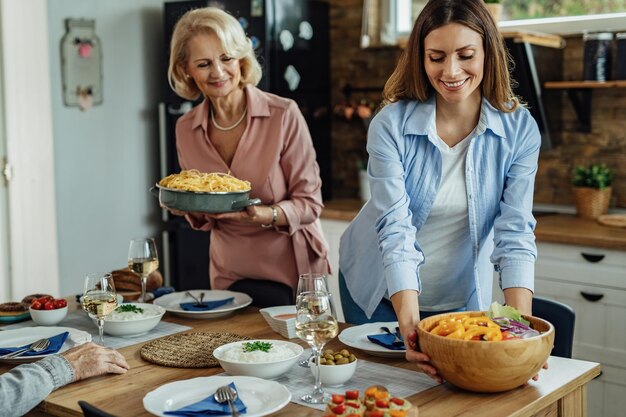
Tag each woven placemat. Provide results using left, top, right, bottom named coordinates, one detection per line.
left=140, top=332, right=252, bottom=368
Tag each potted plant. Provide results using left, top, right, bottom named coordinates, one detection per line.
left=571, top=164, right=614, bottom=219
left=484, top=0, right=503, bottom=23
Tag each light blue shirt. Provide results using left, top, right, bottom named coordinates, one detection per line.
left=339, top=96, right=540, bottom=318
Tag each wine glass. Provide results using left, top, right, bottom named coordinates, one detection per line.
left=128, top=238, right=159, bottom=302
left=297, top=273, right=333, bottom=367
left=295, top=289, right=338, bottom=404
left=82, top=272, right=118, bottom=345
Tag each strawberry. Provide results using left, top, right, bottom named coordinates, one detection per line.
left=331, top=404, right=346, bottom=415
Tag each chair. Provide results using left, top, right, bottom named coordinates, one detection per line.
left=532, top=296, right=575, bottom=358
left=78, top=401, right=118, bottom=417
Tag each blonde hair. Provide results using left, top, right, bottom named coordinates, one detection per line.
left=168, top=7, right=263, bottom=100
left=383, top=0, right=519, bottom=113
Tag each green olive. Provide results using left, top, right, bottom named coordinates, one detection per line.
left=323, top=349, right=334, bottom=356
left=348, top=354, right=357, bottom=363
left=340, top=349, right=350, bottom=357
left=336, top=357, right=349, bottom=365
left=325, top=359, right=336, bottom=365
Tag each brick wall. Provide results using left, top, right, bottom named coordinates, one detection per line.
left=328, top=2, right=625, bottom=207
left=535, top=35, right=626, bottom=208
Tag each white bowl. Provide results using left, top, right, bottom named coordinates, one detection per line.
left=213, top=339, right=304, bottom=379
left=29, top=306, right=68, bottom=326
left=95, top=303, right=165, bottom=337
left=310, top=357, right=358, bottom=387
left=259, top=306, right=297, bottom=339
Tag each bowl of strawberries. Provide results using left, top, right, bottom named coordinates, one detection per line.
left=29, top=296, right=68, bottom=326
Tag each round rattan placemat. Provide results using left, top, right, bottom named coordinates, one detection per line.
left=140, top=332, right=252, bottom=368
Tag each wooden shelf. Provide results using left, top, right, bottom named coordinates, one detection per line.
left=543, top=80, right=626, bottom=132
left=545, top=80, right=626, bottom=89
left=501, top=30, right=565, bottom=49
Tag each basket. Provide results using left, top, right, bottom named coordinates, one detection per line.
left=572, top=186, right=612, bottom=219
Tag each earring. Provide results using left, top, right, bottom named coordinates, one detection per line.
left=185, top=73, right=191, bottom=79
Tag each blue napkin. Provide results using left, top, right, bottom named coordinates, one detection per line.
left=367, top=333, right=406, bottom=350
left=164, top=382, right=246, bottom=416
left=0, top=332, right=69, bottom=357
left=180, top=297, right=234, bottom=311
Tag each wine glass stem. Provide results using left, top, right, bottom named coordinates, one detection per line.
left=97, top=318, right=105, bottom=346
left=140, top=274, right=148, bottom=302
left=312, top=347, right=324, bottom=396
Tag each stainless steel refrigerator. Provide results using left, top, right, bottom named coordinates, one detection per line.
left=158, top=0, right=331, bottom=289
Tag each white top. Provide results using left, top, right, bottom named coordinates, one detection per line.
left=415, top=129, right=474, bottom=311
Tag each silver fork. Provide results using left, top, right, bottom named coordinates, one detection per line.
left=184, top=291, right=205, bottom=307
left=214, top=385, right=239, bottom=417
left=0, top=338, right=50, bottom=359
left=380, top=326, right=403, bottom=344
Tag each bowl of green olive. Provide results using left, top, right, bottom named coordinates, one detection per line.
left=310, top=348, right=357, bottom=387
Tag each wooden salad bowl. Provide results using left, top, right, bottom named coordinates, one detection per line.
left=417, top=311, right=554, bottom=393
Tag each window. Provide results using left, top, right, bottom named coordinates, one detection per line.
left=501, top=0, right=626, bottom=21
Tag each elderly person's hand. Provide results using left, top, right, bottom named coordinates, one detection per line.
left=61, top=342, right=129, bottom=382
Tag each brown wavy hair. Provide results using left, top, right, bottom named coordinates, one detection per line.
left=383, top=0, right=519, bottom=112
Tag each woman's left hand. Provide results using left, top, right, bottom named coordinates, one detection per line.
left=205, top=205, right=272, bottom=225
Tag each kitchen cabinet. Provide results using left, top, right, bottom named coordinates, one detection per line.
left=534, top=241, right=626, bottom=417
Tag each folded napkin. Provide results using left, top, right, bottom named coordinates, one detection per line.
left=180, top=297, right=234, bottom=311
left=367, top=333, right=406, bottom=350
left=164, top=382, right=246, bottom=416
left=0, top=332, right=69, bottom=357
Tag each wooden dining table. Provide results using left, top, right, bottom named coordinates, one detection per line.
left=1, top=305, right=600, bottom=417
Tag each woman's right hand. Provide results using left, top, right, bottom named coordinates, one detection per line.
left=404, top=328, right=443, bottom=384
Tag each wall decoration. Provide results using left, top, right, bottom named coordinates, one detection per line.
left=60, top=19, right=102, bottom=111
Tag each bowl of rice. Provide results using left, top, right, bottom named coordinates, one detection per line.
left=213, top=339, right=304, bottom=379
left=96, top=303, right=166, bottom=337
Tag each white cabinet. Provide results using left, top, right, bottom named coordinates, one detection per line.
left=320, top=218, right=351, bottom=323
left=534, top=242, right=626, bottom=417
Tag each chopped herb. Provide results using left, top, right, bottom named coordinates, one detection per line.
left=242, top=341, right=273, bottom=353
left=115, top=304, right=144, bottom=314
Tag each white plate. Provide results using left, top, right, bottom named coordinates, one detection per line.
left=153, top=290, right=252, bottom=319
left=0, top=326, right=91, bottom=364
left=338, top=321, right=406, bottom=358
left=143, top=375, right=291, bottom=417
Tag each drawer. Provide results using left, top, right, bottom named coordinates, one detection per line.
left=538, top=242, right=626, bottom=269
left=536, top=257, right=626, bottom=289
left=535, top=278, right=626, bottom=369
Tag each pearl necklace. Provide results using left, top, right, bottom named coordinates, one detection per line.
left=210, top=107, right=247, bottom=131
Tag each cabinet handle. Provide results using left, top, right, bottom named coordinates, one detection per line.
left=580, top=252, right=605, bottom=263
left=580, top=291, right=604, bottom=302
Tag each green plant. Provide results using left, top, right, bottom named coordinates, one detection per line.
left=484, top=0, right=501, bottom=4
left=571, top=164, right=613, bottom=189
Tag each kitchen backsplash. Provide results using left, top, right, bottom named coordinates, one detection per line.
left=328, top=1, right=625, bottom=208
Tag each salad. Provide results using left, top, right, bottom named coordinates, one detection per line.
left=428, top=302, right=541, bottom=341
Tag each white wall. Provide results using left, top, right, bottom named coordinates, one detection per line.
left=47, top=0, right=165, bottom=295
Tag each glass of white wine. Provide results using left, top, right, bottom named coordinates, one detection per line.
left=82, top=272, right=118, bottom=345
left=128, top=238, right=159, bottom=302
left=295, top=289, right=338, bottom=404
left=296, top=273, right=333, bottom=367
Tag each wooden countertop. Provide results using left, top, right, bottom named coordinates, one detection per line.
left=4, top=307, right=600, bottom=417
left=321, top=199, right=626, bottom=251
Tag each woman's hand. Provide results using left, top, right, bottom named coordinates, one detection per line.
left=390, top=289, right=443, bottom=384
left=404, top=328, right=444, bottom=384
left=206, top=205, right=278, bottom=226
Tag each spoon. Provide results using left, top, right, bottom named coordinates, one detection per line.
left=0, top=338, right=51, bottom=359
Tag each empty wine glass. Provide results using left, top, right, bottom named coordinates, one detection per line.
left=82, top=272, right=118, bottom=345
left=128, top=238, right=159, bottom=302
left=295, top=289, right=338, bottom=404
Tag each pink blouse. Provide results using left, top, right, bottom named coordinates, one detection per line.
left=175, top=84, right=330, bottom=291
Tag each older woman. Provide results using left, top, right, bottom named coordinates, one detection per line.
left=339, top=0, right=541, bottom=381
left=166, top=7, right=330, bottom=307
